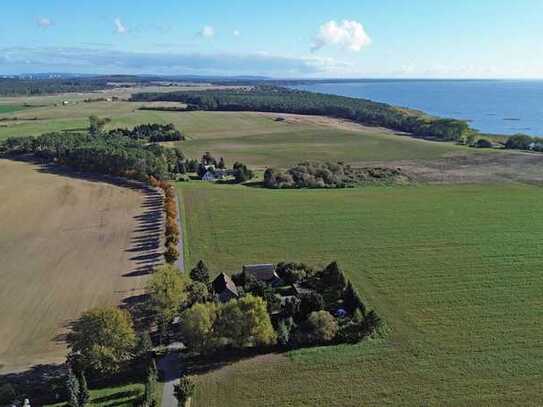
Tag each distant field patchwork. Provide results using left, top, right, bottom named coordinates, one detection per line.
left=0, top=159, right=153, bottom=373
left=179, top=181, right=543, bottom=406
left=0, top=97, right=466, bottom=167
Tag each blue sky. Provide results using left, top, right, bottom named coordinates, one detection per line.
left=1, top=0, right=542, bottom=78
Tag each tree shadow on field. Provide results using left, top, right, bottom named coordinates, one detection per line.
left=124, top=187, right=164, bottom=276
left=0, top=363, right=66, bottom=406
left=181, top=346, right=287, bottom=377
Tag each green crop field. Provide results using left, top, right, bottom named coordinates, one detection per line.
left=178, top=181, right=543, bottom=406
left=0, top=104, right=26, bottom=114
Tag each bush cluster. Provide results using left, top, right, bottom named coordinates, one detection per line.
left=504, top=134, right=543, bottom=151
left=264, top=161, right=409, bottom=189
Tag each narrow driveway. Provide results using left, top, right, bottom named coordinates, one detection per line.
left=158, top=343, right=185, bottom=407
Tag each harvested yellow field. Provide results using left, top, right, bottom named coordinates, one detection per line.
left=0, top=159, right=161, bottom=373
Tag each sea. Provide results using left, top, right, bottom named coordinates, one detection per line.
left=292, top=80, right=543, bottom=137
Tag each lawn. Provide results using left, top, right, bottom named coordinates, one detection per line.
left=0, top=159, right=156, bottom=373
left=45, top=382, right=147, bottom=407
left=178, top=181, right=543, bottom=406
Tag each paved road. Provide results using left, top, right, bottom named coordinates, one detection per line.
left=159, top=191, right=186, bottom=407
left=158, top=343, right=185, bottom=407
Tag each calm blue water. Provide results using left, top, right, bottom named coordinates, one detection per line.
left=292, top=80, right=543, bottom=136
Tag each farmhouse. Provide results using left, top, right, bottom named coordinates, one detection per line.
left=243, top=263, right=280, bottom=283
left=201, top=165, right=228, bottom=182
left=202, top=170, right=217, bottom=182
left=212, top=272, right=239, bottom=303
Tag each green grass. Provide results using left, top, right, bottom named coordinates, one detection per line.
left=0, top=99, right=467, bottom=166
left=179, top=181, right=543, bottom=406
left=0, top=104, right=26, bottom=114
left=46, top=383, right=144, bottom=407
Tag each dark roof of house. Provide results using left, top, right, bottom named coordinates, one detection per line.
left=243, top=264, right=278, bottom=281
left=212, top=273, right=238, bottom=297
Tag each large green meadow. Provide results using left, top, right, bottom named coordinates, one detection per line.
left=179, top=181, right=543, bottom=406
left=0, top=98, right=464, bottom=167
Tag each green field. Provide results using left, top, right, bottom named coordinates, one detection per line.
left=0, top=104, right=26, bottom=114
left=179, top=181, right=543, bottom=406
left=0, top=97, right=467, bottom=167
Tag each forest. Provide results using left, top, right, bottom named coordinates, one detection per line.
left=0, top=131, right=185, bottom=181
left=107, top=123, right=185, bottom=142
left=0, top=77, right=114, bottom=96
left=131, top=86, right=472, bottom=142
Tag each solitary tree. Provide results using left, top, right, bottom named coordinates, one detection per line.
left=180, top=302, right=218, bottom=352
left=216, top=294, right=276, bottom=348
left=136, top=331, right=153, bottom=362
left=67, top=307, right=136, bottom=375
left=190, top=260, right=210, bottom=284
left=147, top=264, right=189, bottom=325
left=164, top=243, right=180, bottom=264
left=300, top=310, right=338, bottom=344
left=174, top=376, right=195, bottom=406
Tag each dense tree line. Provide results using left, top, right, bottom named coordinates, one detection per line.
left=131, top=86, right=471, bottom=142
left=0, top=131, right=186, bottom=181
left=264, top=161, right=409, bottom=189
left=108, top=123, right=184, bottom=142
left=0, top=78, right=113, bottom=96
left=150, top=177, right=181, bottom=264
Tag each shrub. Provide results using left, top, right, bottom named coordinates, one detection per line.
left=187, top=281, right=209, bottom=305
left=232, top=162, right=254, bottom=183
left=297, top=311, right=338, bottom=345
left=165, top=218, right=179, bottom=236
left=505, top=134, right=534, bottom=150
left=174, top=376, right=195, bottom=404
left=0, top=383, right=17, bottom=405
left=190, top=260, right=210, bottom=284
left=474, top=139, right=493, bottom=148
left=165, top=234, right=179, bottom=246
left=277, top=317, right=295, bottom=346
left=296, top=292, right=325, bottom=321
left=276, top=262, right=309, bottom=284
left=164, top=243, right=179, bottom=264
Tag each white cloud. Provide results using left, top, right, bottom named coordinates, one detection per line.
left=37, top=17, right=52, bottom=29
left=114, top=18, right=127, bottom=34
left=311, top=20, right=371, bottom=52
left=233, top=29, right=240, bottom=37
left=198, top=25, right=215, bottom=38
